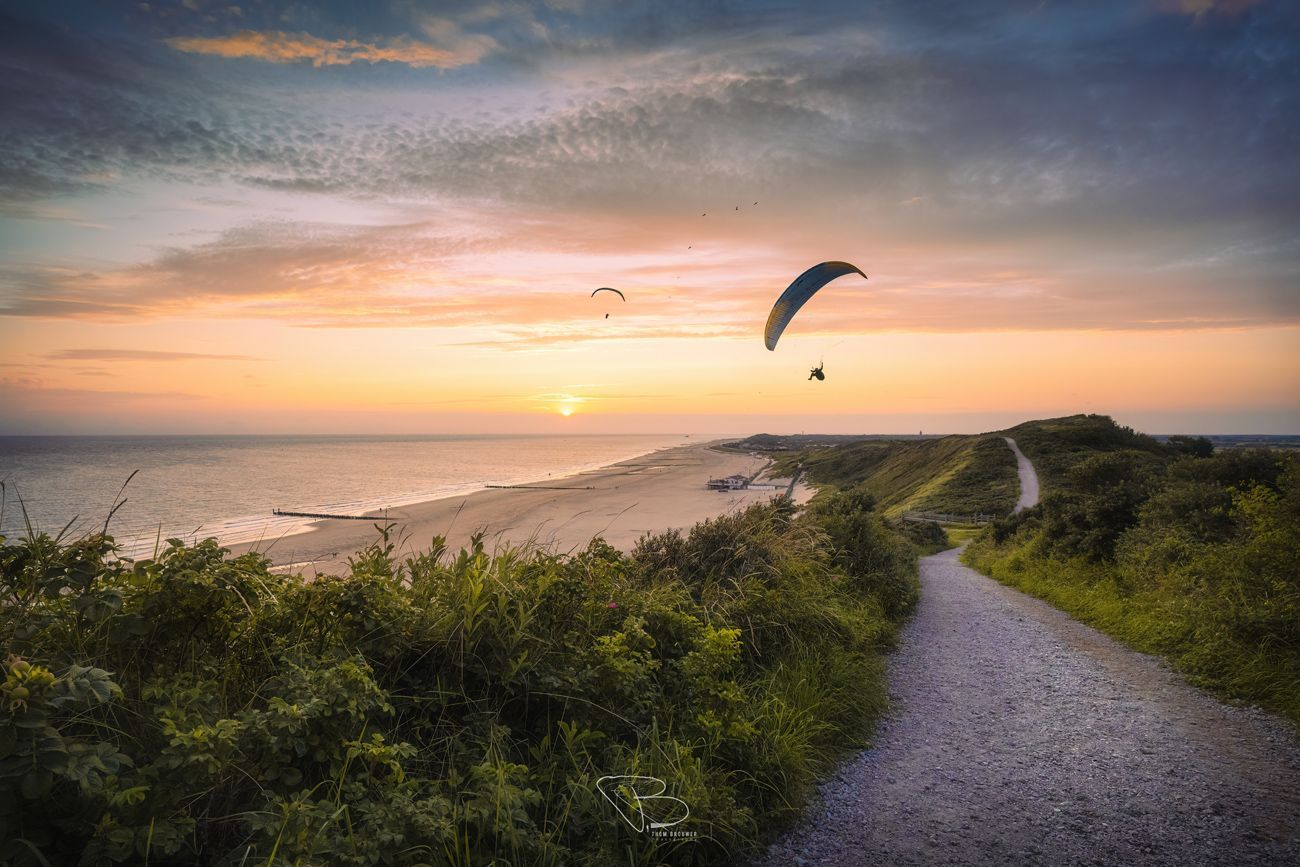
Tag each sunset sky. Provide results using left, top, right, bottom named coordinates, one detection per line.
left=1, top=0, right=1297, bottom=435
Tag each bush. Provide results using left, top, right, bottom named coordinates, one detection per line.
left=1166, top=435, right=1214, bottom=458
left=966, top=451, right=1300, bottom=725
left=1, top=498, right=915, bottom=865
left=891, top=519, right=950, bottom=554
left=1039, top=450, right=1163, bottom=562
left=808, top=486, right=920, bottom=621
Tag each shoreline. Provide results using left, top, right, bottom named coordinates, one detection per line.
left=227, top=442, right=811, bottom=576
left=105, top=435, right=690, bottom=559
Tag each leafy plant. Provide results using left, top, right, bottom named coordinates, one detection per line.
left=966, top=436, right=1300, bottom=726
left=1, top=496, right=918, bottom=865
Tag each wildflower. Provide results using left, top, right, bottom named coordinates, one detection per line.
left=607, top=601, right=618, bottom=609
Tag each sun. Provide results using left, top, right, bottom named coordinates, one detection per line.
left=546, top=393, right=582, bottom=417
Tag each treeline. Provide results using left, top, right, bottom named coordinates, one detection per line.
left=1, top=493, right=919, bottom=865
left=967, top=418, right=1299, bottom=724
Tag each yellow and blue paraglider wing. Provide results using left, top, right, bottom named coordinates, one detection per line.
left=764, top=262, right=866, bottom=350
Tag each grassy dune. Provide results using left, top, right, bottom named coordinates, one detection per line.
left=965, top=416, right=1300, bottom=726
left=6, top=414, right=1293, bottom=865
left=778, top=433, right=1019, bottom=517
left=1, top=495, right=919, bottom=866
left=1000, top=414, right=1166, bottom=490
left=772, top=414, right=1298, bottom=727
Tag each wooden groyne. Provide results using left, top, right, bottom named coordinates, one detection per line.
left=272, top=508, right=383, bottom=521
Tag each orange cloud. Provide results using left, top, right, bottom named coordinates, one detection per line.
left=166, top=29, right=495, bottom=69
left=46, top=349, right=261, bottom=362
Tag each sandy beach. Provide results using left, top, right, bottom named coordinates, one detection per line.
left=228, top=443, right=811, bottom=576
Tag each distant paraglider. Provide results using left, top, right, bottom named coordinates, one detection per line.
left=592, top=286, right=626, bottom=319
left=763, top=261, right=867, bottom=351
left=808, top=361, right=825, bottom=381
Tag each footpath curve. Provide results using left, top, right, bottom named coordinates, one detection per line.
left=757, top=446, right=1300, bottom=866
left=1005, top=436, right=1039, bottom=512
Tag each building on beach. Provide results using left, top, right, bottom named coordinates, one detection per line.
left=707, top=473, right=751, bottom=491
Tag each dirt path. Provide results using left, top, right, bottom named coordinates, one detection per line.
left=1005, top=436, right=1039, bottom=512
left=757, top=450, right=1300, bottom=866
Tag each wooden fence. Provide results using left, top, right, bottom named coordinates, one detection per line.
left=900, top=510, right=999, bottom=525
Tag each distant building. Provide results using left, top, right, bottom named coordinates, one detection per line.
left=707, top=474, right=750, bottom=491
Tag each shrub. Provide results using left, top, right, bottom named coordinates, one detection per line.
left=1039, top=450, right=1163, bottom=562
left=1, top=497, right=915, bottom=865
left=966, top=450, right=1300, bottom=726
left=1166, top=435, right=1214, bottom=458
left=891, top=519, right=949, bottom=554
left=808, top=486, right=920, bottom=621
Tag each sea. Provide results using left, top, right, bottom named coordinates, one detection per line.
left=0, top=434, right=688, bottom=556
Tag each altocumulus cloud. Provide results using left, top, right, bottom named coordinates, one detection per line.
left=1, top=0, right=1297, bottom=337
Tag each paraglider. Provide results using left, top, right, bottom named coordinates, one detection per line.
left=763, top=261, right=867, bottom=351
left=809, top=362, right=825, bottom=381
left=592, top=287, right=625, bottom=319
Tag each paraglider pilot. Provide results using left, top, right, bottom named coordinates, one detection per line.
left=809, top=363, right=824, bottom=381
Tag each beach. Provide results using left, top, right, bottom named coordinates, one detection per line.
left=228, top=443, right=811, bottom=576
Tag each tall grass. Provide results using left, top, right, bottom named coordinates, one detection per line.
left=965, top=440, right=1300, bottom=727
left=1, top=495, right=917, bottom=865
left=777, top=433, right=1018, bottom=517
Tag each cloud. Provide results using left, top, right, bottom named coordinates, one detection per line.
left=1, top=1, right=1297, bottom=339
left=1154, top=0, right=1261, bottom=19
left=165, top=28, right=496, bottom=69
left=2, top=205, right=1296, bottom=339
left=0, top=380, right=203, bottom=401
left=45, top=349, right=262, bottom=361
left=6, top=1, right=1298, bottom=236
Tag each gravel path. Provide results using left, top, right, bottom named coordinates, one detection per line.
left=1005, top=437, right=1039, bottom=512
left=756, top=553, right=1300, bottom=866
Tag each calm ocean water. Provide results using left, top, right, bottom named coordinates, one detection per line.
left=0, top=434, right=687, bottom=555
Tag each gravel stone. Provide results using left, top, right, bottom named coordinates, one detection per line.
left=753, top=547, right=1300, bottom=866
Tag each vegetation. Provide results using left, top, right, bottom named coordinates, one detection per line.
left=890, top=519, right=950, bottom=555
left=999, top=414, right=1165, bottom=490
left=1, top=495, right=920, bottom=865
left=965, top=416, right=1300, bottom=725
left=776, top=433, right=1018, bottom=517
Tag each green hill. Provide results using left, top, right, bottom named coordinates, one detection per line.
left=780, top=433, right=1019, bottom=517
left=965, top=416, right=1300, bottom=725
left=790, top=412, right=1300, bottom=725
left=1000, top=414, right=1166, bottom=491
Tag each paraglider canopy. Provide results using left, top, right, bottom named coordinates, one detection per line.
left=764, top=262, right=866, bottom=350
left=591, top=287, right=626, bottom=301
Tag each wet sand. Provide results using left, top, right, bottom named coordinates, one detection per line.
left=228, top=443, right=811, bottom=577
